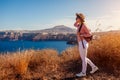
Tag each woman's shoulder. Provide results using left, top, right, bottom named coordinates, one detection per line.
left=83, top=23, right=91, bottom=31
left=83, top=23, right=88, bottom=27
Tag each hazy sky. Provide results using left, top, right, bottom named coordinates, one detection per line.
left=0, top=0, right=120, bottom=31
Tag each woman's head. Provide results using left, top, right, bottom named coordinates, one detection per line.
left=76, top=13, right=85, bottom=23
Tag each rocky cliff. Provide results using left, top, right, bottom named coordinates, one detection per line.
left=0, top=25, right=76, bottom=41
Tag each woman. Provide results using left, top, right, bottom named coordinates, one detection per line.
left=74, top=13, right=98, bottom=77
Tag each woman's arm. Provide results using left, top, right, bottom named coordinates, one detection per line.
left=74, top=22, right=80, bottom=28
left=74, top=19, right=80, bottom=28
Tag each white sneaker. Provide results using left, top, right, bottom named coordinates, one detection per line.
left=90, top=66, right=98, bottom=74
left=76, top=72, right=86, bottom=77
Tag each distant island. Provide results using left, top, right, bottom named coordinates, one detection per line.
left=0, top=25, right=77, bottom=42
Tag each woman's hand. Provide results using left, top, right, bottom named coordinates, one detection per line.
left=80, top=35, right=84, bottom=40
left=74, top=22, right=80, bottom=27
left=74, top=18, right=81, bottom=27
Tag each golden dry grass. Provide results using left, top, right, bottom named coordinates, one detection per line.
left=0, top=31, right=120, bottom=80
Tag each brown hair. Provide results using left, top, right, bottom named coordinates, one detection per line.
left=76, top=13, right=85, bottom=23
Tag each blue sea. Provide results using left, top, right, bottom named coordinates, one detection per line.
left=0, top=41, right=74, bottom=54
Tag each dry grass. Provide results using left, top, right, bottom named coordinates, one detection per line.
left=0, top=31, right=120, bottom=80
